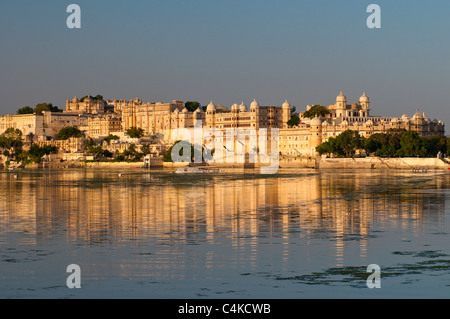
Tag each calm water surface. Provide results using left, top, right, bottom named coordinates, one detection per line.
left=1, top=168, right=450, bottom=298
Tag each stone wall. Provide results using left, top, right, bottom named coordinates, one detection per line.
left=316, top=157, right=450, bottom=170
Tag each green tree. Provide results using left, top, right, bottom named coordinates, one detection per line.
left=316, top=130, right=364, bottom=157
left=125, top=127, right=144, bottom=138
left=141, top=143, right=151, bottom=155
left=163, top=140, right=206, bottom=162
left=316, top=137, right=338, bottom=156
left=286, top=115, right=300, bottom=127
left=185, top=101, right=201, bottom=112
left=103, top=134, right=120, bottom=145
left=0, top=128, right=23, bottom=149
left=398, top=131, right=427, bottom=157
left=80, top=94, right=103, bottom=102
left=423, top=134, right=447, bottom=157
left=28, top=145, right=57, bottom=163
left=34, top=103, right=62, bottom=114
left=290, top=105, right=296, bottom=116
left=302, top=105, right=330, bottom=119
left=17, top=106, right=34, bottom=114
left=55, top=126, right=84, bottom=140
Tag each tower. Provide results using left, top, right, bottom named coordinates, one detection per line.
left=336, top=91, right=347, bottom=117
left=359, top=92, right=370, bottom=117
left=282, top=100, right=291, bottom=128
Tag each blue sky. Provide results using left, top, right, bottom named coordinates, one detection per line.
left=1, top=1, right=449, bottom=129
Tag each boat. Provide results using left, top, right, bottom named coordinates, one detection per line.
left=175, top=166, right=220, bottom=174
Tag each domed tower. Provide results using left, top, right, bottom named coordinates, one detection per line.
left=239, top=102, right=247, bottom=112
left=206, top=101, right=216, bottom=129
left=359, top=92, right=370, bottom=117
left=336, top=91, right=346, bottom=117
left=310, top=117, right=323, bottom=156
left=282, top=99, right=291, bottom=128
left=250, top=99, right=260, bottom=129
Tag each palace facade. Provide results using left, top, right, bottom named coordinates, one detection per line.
left=1, top=92, right=445, bottom=158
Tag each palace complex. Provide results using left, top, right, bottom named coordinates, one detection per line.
left=0, top=92, right=445, bottom=158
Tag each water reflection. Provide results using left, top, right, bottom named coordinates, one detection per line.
left=0, top=169, right=447, bottom=270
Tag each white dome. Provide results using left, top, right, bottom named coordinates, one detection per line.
left=181, top=107, right=188, bottom=113
left=239, top=102, right=247, bottom=112
left=231, top=103, right=238, bottom=110
left=206, top=101, right=216, bottom=112
left=336, top=91, right=347, bottom=103
left=250, top=99, right=259, bottom=109
left=194, top=107, right=202, bottom=113
left=310, top=117, right=322, bottom=126
left=173, top=108, right=179, bottom=114
left=359, top=92, right=369, bottom=103
left=365, top=119, right=373, bottom=125
left=282, top=99, right=290, bottom=108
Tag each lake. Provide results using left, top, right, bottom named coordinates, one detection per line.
left=1, top=168, right=450, bottom=298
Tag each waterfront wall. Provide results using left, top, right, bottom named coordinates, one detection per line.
left=316, top=157, right=450, bottom=170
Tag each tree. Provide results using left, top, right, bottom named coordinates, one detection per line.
left=28, top=145, right=57, bottom=163
left=163, top=140, right=206, bottom=162
left=141, top=144, right=151, bottom=155
left=337, top=130, right=364, bottom=157
left=34, top=103, right=62, bottom=114
left=398, top=131, right=427, bottom=157
left=302, top=105, right=330, bottom=119
left=316, top=137, right=338, bottom=156
left=125, top=127, right=144, bottom=138
left=80, top=94, right=103, bottom=102
left=290, top=105, right=296, bottom=116
left=423, top=134, right=447, bottom=157
left=0, top=128, right=23, bottom=150
left=185, top=101, right=200, bottom=112
left=316, top=130, right=364, bottom=157
left=286, top=115, right=300, bottom=127
left=55, top=126, right=84, bottom=140
left=103, top=134, right=120, bottom=145
left=17, top=106, right=34, bottom=114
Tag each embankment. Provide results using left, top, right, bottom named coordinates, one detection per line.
left=316, top=157, right=450, bottom=170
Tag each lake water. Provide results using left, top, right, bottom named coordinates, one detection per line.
left=1, top=168, right=450, bottom=298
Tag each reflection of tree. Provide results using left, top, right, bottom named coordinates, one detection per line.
left=1, top=170, right=447, bottom=247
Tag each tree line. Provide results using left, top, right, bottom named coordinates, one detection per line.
left=316, top=129, right=449, bottom=158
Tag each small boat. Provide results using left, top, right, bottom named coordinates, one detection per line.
left=175, top=166, right=220, bottom=174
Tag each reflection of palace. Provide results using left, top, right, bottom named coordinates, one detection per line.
left=0, top=171, right=447, bottom=267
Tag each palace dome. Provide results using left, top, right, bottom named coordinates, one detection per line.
left=239, top=102, right=247, bottom=112
left=206, top=101, right=216, bottom=112
left=336, top=91, right=346, bottom=103
left=250, top=99, right=259, bottom=109
left=282, top=100, right=290, bottom=108
left=359, top=92, right=369, bottom=103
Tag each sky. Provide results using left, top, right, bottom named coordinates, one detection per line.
left=1, top=0, right=449, bottom=130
